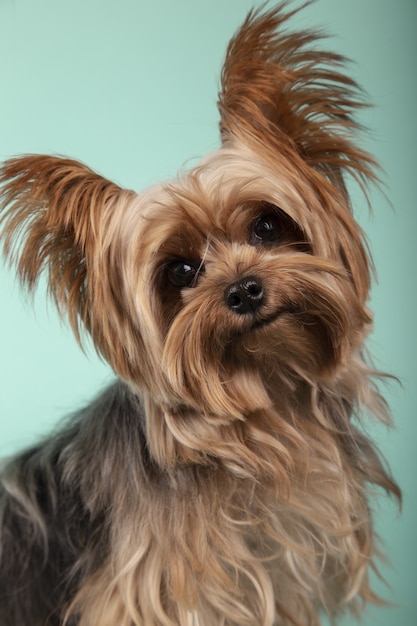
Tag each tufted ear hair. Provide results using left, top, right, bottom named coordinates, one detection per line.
left=0, top=155, right=135, bottom=347
left=218, top=1, right=379, bottom=200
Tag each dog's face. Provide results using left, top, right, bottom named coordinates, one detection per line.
left=109, top=137, right=372, bottom=422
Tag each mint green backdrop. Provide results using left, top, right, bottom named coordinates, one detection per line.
left=0, top=0, right=415, bottom=623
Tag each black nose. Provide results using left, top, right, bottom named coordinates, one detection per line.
left=224, top=277, right=264, bottom=315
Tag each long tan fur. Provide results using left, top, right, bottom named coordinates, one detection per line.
left=0, top=4, right=400, bottom=626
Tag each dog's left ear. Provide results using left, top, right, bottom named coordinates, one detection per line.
left=218, top=3, right=378, bottom=200
left=0, top=155, right=136, bottom=367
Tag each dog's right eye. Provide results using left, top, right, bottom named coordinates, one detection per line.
left=250, top=203, right=310, bottom=252
left=251, top=211, right=284, bottom=245
left=166, top=260, right=202, bottom=289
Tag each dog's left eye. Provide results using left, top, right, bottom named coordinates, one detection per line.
left=166, top=260, right=202, bottom=288
left=251, top=211, right=284, bottom=245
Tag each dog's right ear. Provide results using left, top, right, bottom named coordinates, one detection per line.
left=218, top=4, right=378, bottom=199
left=0, top=155, right=136, bottom=351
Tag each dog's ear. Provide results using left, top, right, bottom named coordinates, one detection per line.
left=0, top=155, right=135, bottom=350
left=218, top=3, right=378, bottom=199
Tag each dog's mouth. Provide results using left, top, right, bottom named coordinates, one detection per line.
left=251, top=305, right=297, bottom=330
left=234, top=305, right=297, bottom=337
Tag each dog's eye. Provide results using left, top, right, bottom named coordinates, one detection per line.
left=166, top=259, right=202, bottom=288
left=251, top=211, right=284, bottom=245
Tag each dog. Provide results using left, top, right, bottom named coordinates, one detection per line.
left=0, top=3, right=400, bottom=625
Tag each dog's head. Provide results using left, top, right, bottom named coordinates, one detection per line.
left=123, top=138, right=372, bottom=418
left=0, top=5, right=378, bottom=465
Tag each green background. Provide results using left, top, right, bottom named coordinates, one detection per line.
left=0, top=0, right=415, bottom=623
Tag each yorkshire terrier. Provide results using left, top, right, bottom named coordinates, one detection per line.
left=0, top=3, right=400, bottom=625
